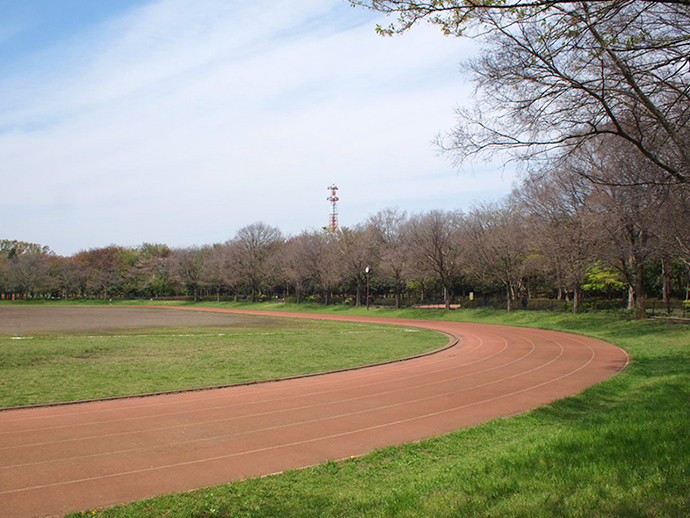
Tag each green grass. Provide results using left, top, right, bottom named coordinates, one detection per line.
left=56, top=302, right=690, bottom=518
left=0, top=315, right=447, bottom=408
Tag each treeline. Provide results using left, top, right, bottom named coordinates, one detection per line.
left=5, top=2, right=690, bottom=319
left=2, top=161, right=689, bottom=319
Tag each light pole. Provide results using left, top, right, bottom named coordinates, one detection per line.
left=365, top=266, right=370, bottom=310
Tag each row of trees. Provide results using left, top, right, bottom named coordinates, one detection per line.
left=2, top=157, right=688, bottom=318
left=344, top=0, right=690, bottom=318
left=3, top=1, right=689, bottom=319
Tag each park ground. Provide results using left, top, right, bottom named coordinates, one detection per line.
left=2, top=300, right=689, bottom=517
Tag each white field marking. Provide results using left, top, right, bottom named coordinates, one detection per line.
left=0, top=328, right=401, bottom=341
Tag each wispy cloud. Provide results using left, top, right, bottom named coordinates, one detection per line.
left=0, top=0, right=512, bottom=255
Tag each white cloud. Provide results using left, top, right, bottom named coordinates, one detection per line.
left=0, top=0, right=513, bottom=255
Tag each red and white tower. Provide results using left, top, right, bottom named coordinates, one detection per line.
left=326, top=184, right=339, bottom=233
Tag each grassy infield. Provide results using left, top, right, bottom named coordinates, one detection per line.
left=2, top=301, right=688, bottom=517
left=0, top=316, right=446, bottom=408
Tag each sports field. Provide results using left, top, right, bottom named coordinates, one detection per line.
left=0, top=306, right=448, bottom=408
left=1, top=304, right=687, bottom=518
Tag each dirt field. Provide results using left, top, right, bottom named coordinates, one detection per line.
left=0, top=305, right=287, bottom=335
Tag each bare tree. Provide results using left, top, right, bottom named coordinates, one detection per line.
left=406, top=210, right=465, bottom=310
left=167, top=247, right=208, bottom=302
left=514, top=169, right=600, bottom=313
left=657, top=183, right=690, bottom=268
left=0, top=254, right=6, bottom=295
left=223, top=240, right=248, bottom=301
left=201, top=244, right=233, bottom=302
left=233, top=222, right=283, bottom=302
left=279, top=235, right=314, bottom=303
left=283, top=230, right=344, bottom=305
left=0, top=240, right=53, bottom=297
left=366, top=208, right=410, bottom=309
left=4, top=252, right=53, bottom=297
left=335, top=225, right=377, bottom=307
left=49, top=256, right=88, bottom=299
left=573, top=139, right=668, bottom=319
left=73, top=246, right=129, bottom=300
left=126, top=243, right=174, bottom=298
left=197, top=241, right=253, bottom=302
left=466, top=202, right=531, bottom=311
left=353, top=0, right=690, bottom=185
left=353, top=0, right=690, bottom=33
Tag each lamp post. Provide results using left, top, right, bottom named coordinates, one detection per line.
left=365, top=266, right=371, bottom=310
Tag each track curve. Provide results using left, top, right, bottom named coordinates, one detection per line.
left=0, top=307, right=629, bottom=518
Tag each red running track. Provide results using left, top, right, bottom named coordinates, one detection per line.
left=0, top=307, right=629, bottom=518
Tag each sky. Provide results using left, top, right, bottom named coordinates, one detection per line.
left=0, top=0, right=517, bottom=256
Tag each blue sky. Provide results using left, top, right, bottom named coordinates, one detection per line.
left=0, top=0, right=516, bottom=256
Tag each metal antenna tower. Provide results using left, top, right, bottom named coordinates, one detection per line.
left=326, top=184, right=339, bottom=233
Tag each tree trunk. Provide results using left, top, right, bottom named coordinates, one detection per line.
left=627, top=285, right=635, bottom=311
left=506, top=285, right=512, bottom=312
left=634, top=262, right=647, bottom=320
left=661, top=256, right=671, bottom=315
left=572, top=285, right=581, bottom=314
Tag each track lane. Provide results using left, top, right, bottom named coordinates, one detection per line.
left=0, top=307, right=629, bottom=518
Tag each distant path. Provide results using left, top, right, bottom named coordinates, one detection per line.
left=0, top=307, right=629, bottom=518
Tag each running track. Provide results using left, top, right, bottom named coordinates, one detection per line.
left=0, top=307, right=629, bottom=518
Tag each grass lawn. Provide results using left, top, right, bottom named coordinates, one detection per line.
left=0, top=306, right=447, bottom=408
left=9, top=301, right=690, bottom=517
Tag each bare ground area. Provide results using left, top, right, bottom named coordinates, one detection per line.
left=0, top=306, right=286, bottom=335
